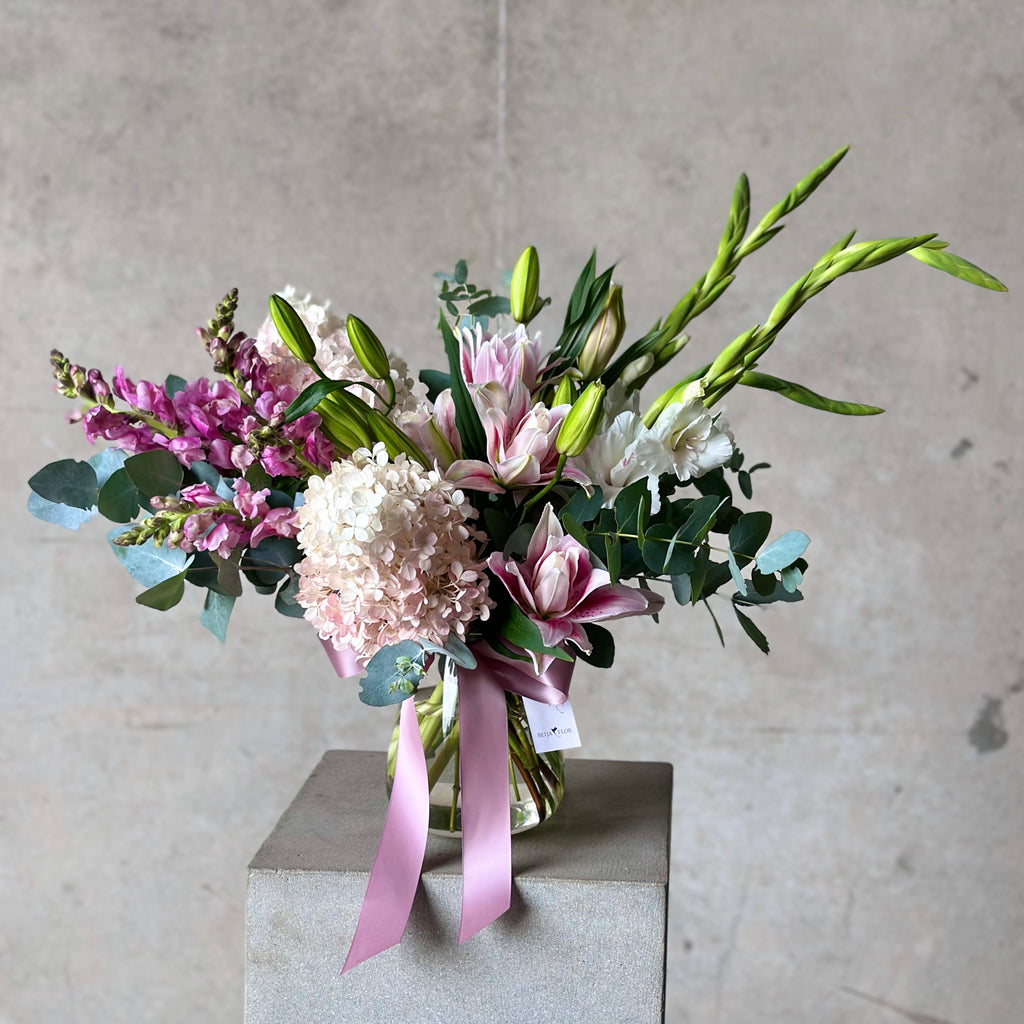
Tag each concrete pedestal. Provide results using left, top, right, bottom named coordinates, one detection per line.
left=246, top=750, right=672, bottom=1023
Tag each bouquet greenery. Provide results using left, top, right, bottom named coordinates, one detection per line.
left=28, top=147, right=1004, bottom=964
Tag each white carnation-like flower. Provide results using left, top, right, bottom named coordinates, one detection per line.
left=295, top=443, right=492, bottom=660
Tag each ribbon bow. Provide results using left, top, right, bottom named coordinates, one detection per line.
left=323, top=641, right=573, bottom=971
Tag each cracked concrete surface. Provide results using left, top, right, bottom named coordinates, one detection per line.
left=3, top=1, right=1023, bottom=1022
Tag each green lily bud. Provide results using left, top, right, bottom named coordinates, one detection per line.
left=556, top=381, right=606, bottom=458
left=621, top=352, right=654, bottom=388
left=346, top=315, right=391, bottom=381
left=578, top=285, right=624, bottom=380
left=269, top=294, right=318, bottom=365
left=319, top=389, right=376, bottom=450
left=365, top=408, right=430, bottom=467
left=509, top=246, right=541, bottom=323
left=552, top=375, right=576, bottom=407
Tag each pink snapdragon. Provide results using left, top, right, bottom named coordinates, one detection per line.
left=487, top=503, right=664, bottom=670
left=177, top=480, right=299, bottom=558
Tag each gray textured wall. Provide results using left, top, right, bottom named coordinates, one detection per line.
left=4, top=2, right=1022, bottom=1022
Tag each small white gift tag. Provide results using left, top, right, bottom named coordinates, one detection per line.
left=521, top=696, right=582, bottom=753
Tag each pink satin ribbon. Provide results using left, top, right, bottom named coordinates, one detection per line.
left=325, top=638, right=573, bottom=971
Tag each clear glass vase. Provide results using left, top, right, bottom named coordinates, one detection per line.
left=386, top=673, right=565, bottom=836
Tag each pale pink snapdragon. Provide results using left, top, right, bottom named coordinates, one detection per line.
left=177, top=479, right=299, bottom=558
left=488, top=503, right=664, bottom=671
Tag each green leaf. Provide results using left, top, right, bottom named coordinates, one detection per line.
left=124, top=450, right=183, bottom=499
left=97, top=468, right=142, bottom=523
left=418, top=369, right=451, bottom=402
left=614, top=477, right=650, bottom=534
left=28, top=459, right=98, bottom=510
left=734, top=605, right=770, bottom=654
left=165, top=374, right=188, bottom=397
left=756, top=530, right=810, bottom=573
left=780, top=564, right=803, bottom=593
left=737, top=470, right=752, bottom=499
left=358, top=641, right=428, bottom=706
left=605, top=532, right=622, bottom=585
left=577, top=624, right=615, bottom=668
left=189, top=461, right=234, bottom=500
left=200, top=590, right=235, bottom=640
left=454, top=259, right=468, bottom=284
left=561, top=485, right=604, bottom=525
left=679, top=494, right=728, bottom=545
left=284, top=378, right=350, bottom=422
left=210, top=552, right=243, bottom=597
left=418, top=634, right=477, bottom=670
left=108, top=528, right=189, bottom=587
left=739, top=371, right=883, bottom=415
left=727, top=547, right=748, bottom=596
left=88, top=448, right=128, bottom=488
left=909, top=242, right=1007, bottom=292
left=703, top=599, right=725, bottom=647
left=670, top=573, right=691, bottom=606
left=136, top=571, right=186, bottom=610
left=751, top=569, right=778, bottom=597
left=467, top=295, right=511, bottom=317
left=728, top=511, right=773, bottom=562
left=27, top=492, right=95, bottom=530
left=642, top=522, right=696, bottom=576
left=274, top=575, right=306, bottom=618
left=499, top=604, right=573, bottom=661
left=248, top=536, right=301, bottom=572
left=438, top=310, right=487, bottom=460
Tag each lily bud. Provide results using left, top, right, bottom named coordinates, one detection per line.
left=346, top=315, right=391, bottom=381
left=319, top=389, right=376, bottom=451
left=365, top=408, right=430, bottom=467
left=621, top=352, right=655, bottom=388
left=556, top=381, right=606, bottom=458
left=578, top=285, right=624, bottom=380
left=509, top=246, right=541, bottom=323
left=552, top=375, right=576, bottom=407
left=269, top=294, right=318, bottom=364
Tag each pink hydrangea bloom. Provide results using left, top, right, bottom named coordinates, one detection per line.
left=488, top=503, right=663, bottom=671
left=294, top=443, right=492, bottom=660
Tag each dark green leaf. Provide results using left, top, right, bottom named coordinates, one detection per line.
left=699, top=559, right=733, bottom=601
left=454, top=259, right=468, bottom=284
left=275, top=575, right=306, bottom=617
left=670, top=573, right=691, bottom=606
left=605, top=532, right=621, bottom=585
left=642, top=522, right=696, bottom=576
left=499, top=605, right=573, bottom=661
left=679, top=494, right=728, bottom=545
left=751, top=569, right=777, bottom=597
left=467, top=295, right=511, bottom=318
left=729, top=511, right=773, bottom=562
left=165, top=374, right=188, bottom=397
left=703, top=599, right=725, bottom=647
left=577, top=624, right=615, bottom=668
left=248, top=536, right=301, bottom=571
left=561, top=485, right=604, bottom=524
left=438, top=310, right=487, bottom=460
left=284, top=378, right=350, bottom=422
left=756, top=530, right=810, bottom=573
left=136, top=572, right=186, bottom=610
left=419, top=369, right=451, bottom=402
left=200, top=590, right=235, bottom=640
left=97, top=469, right=142, bottom=523
left=124, top=450, right=183, bottom=499
left=210, top=552, right=243, bottom=597
left=560, top=513, right=589, bottom=547
left=28, top=459, right=98, bottom=510
left=614, top=478, right=650, bottom=534
left=734, top=605, right=770, bottom=654
left=738, top=470, right=752, bottom=499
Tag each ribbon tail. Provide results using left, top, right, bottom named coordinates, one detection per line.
left=457, top=666, right=512, bottom=944
left=342, top=697, right=429, bottom=972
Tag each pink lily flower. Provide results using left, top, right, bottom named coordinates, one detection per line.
left=488, top=504, right=664, bottom=670
left=460, top=322, right=543, bottom=396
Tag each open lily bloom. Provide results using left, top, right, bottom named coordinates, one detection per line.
left=488, top=503, right=664, bottom=671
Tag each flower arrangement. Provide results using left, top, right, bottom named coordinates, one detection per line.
left=28, top=147, right=1004, bottom=968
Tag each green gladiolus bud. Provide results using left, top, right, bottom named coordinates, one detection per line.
left=269, top=294, right=318, bottom=364
left=621, top=352, right=654, bottom=388
left=346, top=315, right=391, bottom=381
left=552, top=375, right=575, bottom=407
left=578, top=285, right=624, bottom=380
left=556, top=381, right=606, bottom=457
left=509, top=246, right=541, bottom=323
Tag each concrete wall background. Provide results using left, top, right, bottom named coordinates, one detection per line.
left=3, top=2, right=1022, bottom=1022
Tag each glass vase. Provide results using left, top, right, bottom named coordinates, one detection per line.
left=386, top=673, right=565, bottom=836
